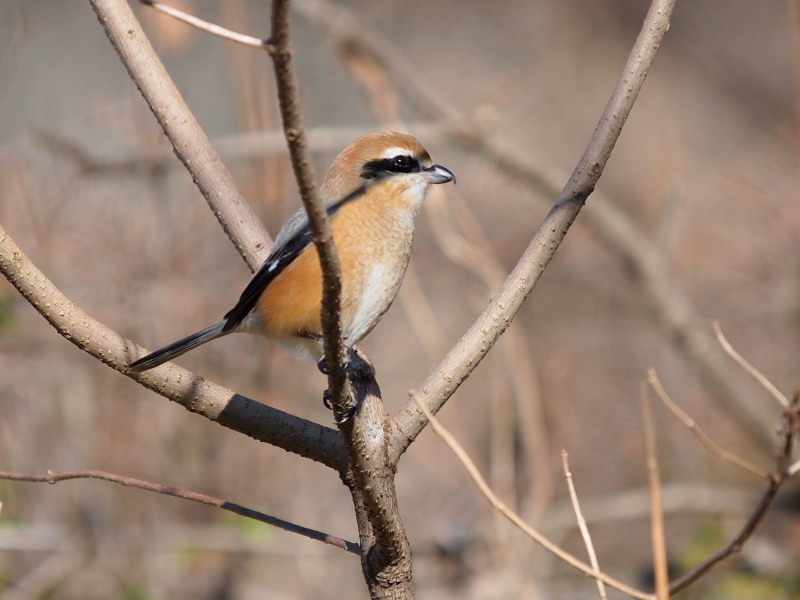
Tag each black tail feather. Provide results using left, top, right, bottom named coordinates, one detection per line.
left=127, top=321, right=228, bottom=372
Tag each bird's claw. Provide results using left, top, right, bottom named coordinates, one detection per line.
left=316, top=353, right=351, bottom=376
left=322, top=388, right=359, bottom=424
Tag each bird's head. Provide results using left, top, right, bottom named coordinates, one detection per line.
left=320, top=132, right=455, bottom=210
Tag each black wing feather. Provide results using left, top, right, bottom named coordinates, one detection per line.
left=222, top=185, right=367, bottom=330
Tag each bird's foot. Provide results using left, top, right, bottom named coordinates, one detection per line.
left=316, top=346, right=374, bottom=380
left=319, top=347, right=375, bottom=424
left=322, top=388, right=359, bottom=424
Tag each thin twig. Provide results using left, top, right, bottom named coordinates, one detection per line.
left=268, top=0, right=348, bottom=418
left=712, top=321, right=791, bottom=410
left=140, top=0, right=270, bottom=48
left=669, top=419, right=794, bottom=594
left=0, top=469, right=359, bottom=554
left=641, top=387, right=670, bottom=600
left=411, top=393, right=654, bottom=600
left=669, top=468, right=786, bottom=593
left=561, top=451, right=607, bottom=600
left=647, top=369, right=770, bottom=480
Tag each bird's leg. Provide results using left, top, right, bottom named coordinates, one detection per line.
left=317, top=346, right=375, bottom=423
left=315, top=345, right=374, bottom=378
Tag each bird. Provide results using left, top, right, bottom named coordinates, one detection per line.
left=127, top=131, right=455, bottom=374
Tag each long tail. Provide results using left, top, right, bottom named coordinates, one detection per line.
left=127, top=321, right=229, bottom=372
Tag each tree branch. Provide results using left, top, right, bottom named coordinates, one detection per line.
left=339, top=359, right=412, bottom=591
left=561, top=451, right=607, bottom=600
left=267, top=0, right=348, bottom=419
left=90, top=0, right=270, bottom=270
left=0, top=225, right=347, bottom=471
left=712, top=320, right=791, bottom=410
left=0, top=469, right=359, bottom=554
left=265, top=2, right=412, bottom=592
left=389, top=0, right=677, bottom=462
left=642, top=389, right=670, bottom=600
left=140, top=0, right=270, bottom=48
left=669, top=447, right=791, bottom=593
left=647, top=369, right=771, bottom=479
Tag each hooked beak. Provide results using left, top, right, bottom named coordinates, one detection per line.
left=422, top=164, right=456, bottom=185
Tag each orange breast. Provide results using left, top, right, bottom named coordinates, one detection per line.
left=256, top=245, right=324, bottom=338
left=256, top=181, right=416, bottom=344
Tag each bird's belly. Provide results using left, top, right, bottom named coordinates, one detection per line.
left=252, top=204, right=413, bottom=356
left=342, top=260, right=402, bottom=345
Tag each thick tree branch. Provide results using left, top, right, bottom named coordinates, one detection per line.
left=340, top=359, right=412, bottom=593
left=265, top=2, right=411, bottom=593
left=389, top=0, right=677, bottom=462
left=90, top=0, right=270, bottom=270
left=0, top=225, right=347, bottom=471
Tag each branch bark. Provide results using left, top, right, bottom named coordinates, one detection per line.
left=341, top=358, right=413, bottom=597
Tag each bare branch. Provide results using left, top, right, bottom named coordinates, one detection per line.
left=267, top=1, right=411, bottom=589
left=299, top=0, right=778, bottom=450
left=647, top=369, right=770, bottom=480
left=669, top=472, right=784, bottom=593
left=338, top=357, right=412, bottom=587
left=412, top=394, right=654, bottom=600
left=641, top=387, right=669, bottom=600
left=0, top=469, right=359, bottom=554
left=0, top=225, right=347, bottom=471
left=89, top=0, right=270, bottom=270
left=668, top=420, right=794, bottom=594
left=712, top=320, right=791, bottom=410
left=561, top=451, right=607, bottom=600
left=390, top=0, right=677, bottom=462
left=140, top=0, right=270, bottom=48
left=268, top=0, right=348, bottom=417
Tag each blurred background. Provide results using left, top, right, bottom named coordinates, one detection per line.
left=1, top=0, right=799, bottom=598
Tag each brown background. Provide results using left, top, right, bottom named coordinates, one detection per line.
left=0, top=1, right=798, bottom=598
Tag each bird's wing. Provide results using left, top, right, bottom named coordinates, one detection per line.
left=222, top=185, right=367, bottom=330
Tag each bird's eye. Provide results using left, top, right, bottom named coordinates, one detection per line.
left=391, top=155, right=413, bottom=169
left=361, top=154, right=419, bottom=180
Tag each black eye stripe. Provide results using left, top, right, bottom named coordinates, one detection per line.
left=361, top=155, right=421, bottom=180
